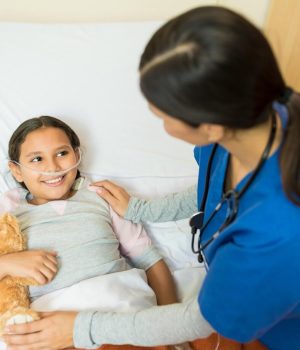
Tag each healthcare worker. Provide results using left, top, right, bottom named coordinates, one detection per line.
left=3, top=6, right=300, bottom=350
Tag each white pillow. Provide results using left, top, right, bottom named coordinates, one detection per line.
left=0, top=21, right=200, bottom=270
left=0, top=21, right=197, bottom=195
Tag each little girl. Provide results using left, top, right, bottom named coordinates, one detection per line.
left=0, top=116, right=177, bottom=311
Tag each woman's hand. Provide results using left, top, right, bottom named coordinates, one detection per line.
left=3, top=311, right=77, bottom=350
left=90, top=180, right=131, bottom=217
left=0, top=250, right=58, bottom=284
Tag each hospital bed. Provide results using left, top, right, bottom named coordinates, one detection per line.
left=0, top=20, right=204, bottom=331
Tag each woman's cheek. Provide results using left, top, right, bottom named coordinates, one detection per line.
left=163, top=121, right=178, bottom=137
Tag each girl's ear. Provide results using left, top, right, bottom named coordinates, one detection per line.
left=8, top=161, right=24, bottom=183
left=75, top=148, right=81, bottom=161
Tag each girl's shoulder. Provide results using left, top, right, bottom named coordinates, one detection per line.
left=71, top=177, right=109, bottom=209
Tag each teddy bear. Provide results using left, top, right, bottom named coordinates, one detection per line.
left=0, top=213, right=40, bottom=335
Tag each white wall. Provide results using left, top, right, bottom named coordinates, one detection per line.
left=0, top=0, right=270, bottom=27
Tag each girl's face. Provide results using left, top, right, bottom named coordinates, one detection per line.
left=9, top=127, right=79, bottom=205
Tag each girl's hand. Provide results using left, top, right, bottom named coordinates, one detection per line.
left=3, top=311, right=77, bottom=350
left=0, top=250, right=58, bottom=284
left=90, top=180, right=131, bottom=217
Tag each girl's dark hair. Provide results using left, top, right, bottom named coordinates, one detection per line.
left=9, top=116, right=81, bottom=188
left=139, top=6, right=300, bottom=205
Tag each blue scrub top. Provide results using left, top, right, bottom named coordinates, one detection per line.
left=194, top=103, right=300, bottom=350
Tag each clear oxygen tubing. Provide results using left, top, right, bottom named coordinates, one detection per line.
left=9, top=148, right=82, bottom=177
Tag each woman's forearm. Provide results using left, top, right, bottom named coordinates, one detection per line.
left=125, top=185, right=197, bottom=224
left=73, top=297, right=214, bottom=348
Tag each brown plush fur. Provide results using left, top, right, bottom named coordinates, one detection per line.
left=0, top=213, right=39, bottom=335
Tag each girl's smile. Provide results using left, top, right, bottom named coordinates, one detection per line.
left=42, top=175, right=66, bottom=187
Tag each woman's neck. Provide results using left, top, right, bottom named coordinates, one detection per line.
left=220, top=113, right=282, bottom=189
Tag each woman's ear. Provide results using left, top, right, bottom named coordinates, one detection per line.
left=202, top=123, right=226, bottom=143
left=8, top=161, right=24, bottom=183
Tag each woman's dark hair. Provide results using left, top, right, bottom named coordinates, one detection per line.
left=9, top=116, right=81, bottom=188
left=139, top=6, right=300, bottom=205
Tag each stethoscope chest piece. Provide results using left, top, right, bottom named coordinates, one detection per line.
left=189, top=211, right=204, bottom=234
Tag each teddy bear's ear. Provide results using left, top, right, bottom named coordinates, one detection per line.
left=0, top=213, right=21, bottom=236
left=0, top=213, right=24, bottom=256
left=8, top=161, right=24, bottom=183
left=1, top=212, right=18, bottom=227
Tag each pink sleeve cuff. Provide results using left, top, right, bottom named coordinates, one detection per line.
left=109, top=206, right=152, bottom=258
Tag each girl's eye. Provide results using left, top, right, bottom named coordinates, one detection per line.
left=31, top=156, right=42, bottom=163
left=57, top=150, right=69, bottom=157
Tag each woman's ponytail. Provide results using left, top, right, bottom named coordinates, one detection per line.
left=280, top=91, right=300, bottom=205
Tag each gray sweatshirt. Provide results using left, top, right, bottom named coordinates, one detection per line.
left=4, top=179, right=161, bottom=300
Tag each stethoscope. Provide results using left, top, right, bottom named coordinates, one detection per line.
left=189, top=111, right=277, bottom=265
